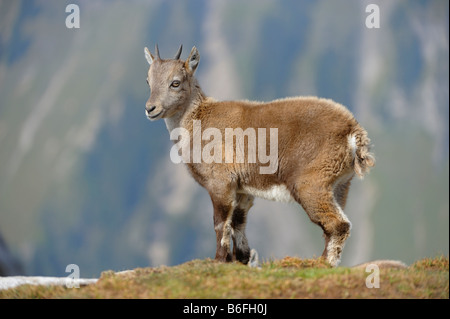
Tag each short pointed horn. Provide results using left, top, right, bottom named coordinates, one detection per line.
left=155, top=44, right=160, bottom=60
left=174, top=44, right=183, bottom=60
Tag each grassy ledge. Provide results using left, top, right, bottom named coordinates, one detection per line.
left=1, top=256, right=448, bottom=299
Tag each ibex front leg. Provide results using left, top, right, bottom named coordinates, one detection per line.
left=210, top=190, right=237, bottom=262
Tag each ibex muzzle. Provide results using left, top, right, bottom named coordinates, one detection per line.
left=143, top=45, right=375, bottom=267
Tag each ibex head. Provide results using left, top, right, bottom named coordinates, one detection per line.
left=144, top=44, right=200, bottom=121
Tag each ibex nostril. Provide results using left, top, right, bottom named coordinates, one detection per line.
left=147, top=106, right=156, bottom=113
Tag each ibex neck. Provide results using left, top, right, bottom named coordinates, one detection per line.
left=164, top=80, right=207, bottom=133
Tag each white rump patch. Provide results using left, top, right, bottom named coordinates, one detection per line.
left=241, top=184, right=295, bottom=203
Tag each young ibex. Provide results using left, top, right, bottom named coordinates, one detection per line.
left=144, top=45, right=375, bottom=267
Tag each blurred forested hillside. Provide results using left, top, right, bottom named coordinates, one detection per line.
left=0, top=0, right=448, bottom=277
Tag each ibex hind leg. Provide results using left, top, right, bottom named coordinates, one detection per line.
left=334, top=179, right=351, bottom=210
left=325, top=178, right=353, bottom=266
left=322, top=207, right=351, bottom=267
left=295, top=184, right=351, bottom=267
left=231, top=194, right=254, bottom=264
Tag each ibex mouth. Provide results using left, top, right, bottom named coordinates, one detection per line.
left=147, top=110, right=163, bottom=120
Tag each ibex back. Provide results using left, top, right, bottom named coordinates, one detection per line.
left=144, top=45, right=375, bottom=267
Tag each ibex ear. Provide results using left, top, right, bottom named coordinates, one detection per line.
left=185, top=46, right=200, bottom=74
left=144, top=47, right=154, bottom=65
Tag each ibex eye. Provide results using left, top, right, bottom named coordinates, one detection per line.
left=171, top=80, right=180, bottom=88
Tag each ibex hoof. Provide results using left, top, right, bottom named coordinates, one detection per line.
left=248, top=249, right=260, bottom=268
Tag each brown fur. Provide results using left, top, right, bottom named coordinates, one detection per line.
left=144, top=46, right=375, bottom=267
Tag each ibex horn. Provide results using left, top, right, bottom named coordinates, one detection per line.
left=174, top=44, right=183, bottom=60
left=155, top=44, right=161, bottom=60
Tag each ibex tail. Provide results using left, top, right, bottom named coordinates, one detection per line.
left=351, top=126, right=375, bottom=178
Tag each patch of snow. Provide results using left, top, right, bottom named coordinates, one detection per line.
left=0, top=276, right=98, bottom=290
